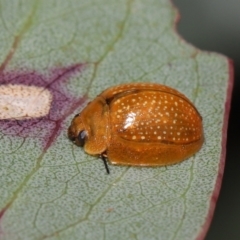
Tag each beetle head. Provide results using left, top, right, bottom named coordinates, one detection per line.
left=68, top=97, right=108, bottom=156
left=68, top=113, right=88, bottom=147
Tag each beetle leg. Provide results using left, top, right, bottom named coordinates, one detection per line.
left=100, top=153, right=110, bottom=174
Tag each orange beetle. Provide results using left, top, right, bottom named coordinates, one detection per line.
left=68, top=83, right=204, bottom=173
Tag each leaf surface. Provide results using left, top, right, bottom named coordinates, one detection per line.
left=0, top=0, right=233, bottom=239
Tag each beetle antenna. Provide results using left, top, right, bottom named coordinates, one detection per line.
left=100, top=154, right=110, bottom=174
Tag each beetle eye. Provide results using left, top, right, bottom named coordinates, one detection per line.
left=78, top=130, right=87, bottom=147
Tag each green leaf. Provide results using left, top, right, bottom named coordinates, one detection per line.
left=0, top=0, right=232, bottom=239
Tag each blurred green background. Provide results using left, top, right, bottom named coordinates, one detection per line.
left=173, top=0, right=240, bottom=239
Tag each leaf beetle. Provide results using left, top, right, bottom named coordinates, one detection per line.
left=68, top=83, right=204, bottom=173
